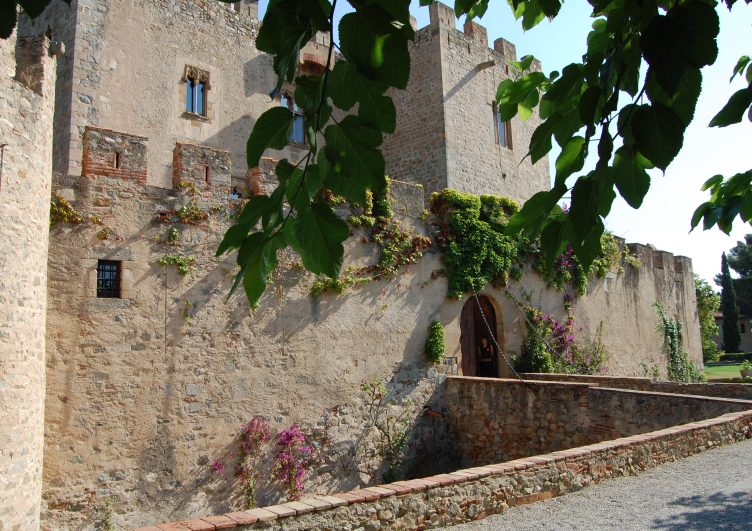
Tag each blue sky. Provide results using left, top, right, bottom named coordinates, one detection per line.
left=258, top=1, right=752, bottom=286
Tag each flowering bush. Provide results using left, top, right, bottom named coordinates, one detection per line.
left=516, top=306, right=607, bottom=375
left=237, top=417, right=273, bottom=509
left=274, top=425, right=311, bottom=501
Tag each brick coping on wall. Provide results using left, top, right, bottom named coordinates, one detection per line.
left=135, top=403, right=752, bottom=529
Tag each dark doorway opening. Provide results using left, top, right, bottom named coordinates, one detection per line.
left=460, top=295, right=500, bottom=377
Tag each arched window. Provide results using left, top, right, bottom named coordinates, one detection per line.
left=183, top=65, right=210, bottom=118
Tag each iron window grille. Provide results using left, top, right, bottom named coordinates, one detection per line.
left=97, top=260, right=121, bottom=298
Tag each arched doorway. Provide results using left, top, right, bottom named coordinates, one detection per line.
left=460, top=294, right=501, bottom=377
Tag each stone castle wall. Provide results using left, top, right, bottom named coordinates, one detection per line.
left=42, top=126, right=700, bottom=528
left=0, top=30, right=58, bottom=529
left=383, top=2, right=550, bottom=203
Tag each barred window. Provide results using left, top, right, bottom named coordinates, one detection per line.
left=97, top=260, right=121, bottom=298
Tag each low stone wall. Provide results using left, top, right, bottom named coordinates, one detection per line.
left=441, top=377, right=752, bottom=467
left=520, top=373, right=752, bottom=401
left=135, top=408, right=752, bottom=530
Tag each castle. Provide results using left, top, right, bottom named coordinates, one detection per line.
left=0, top=1, right=701, bottom=528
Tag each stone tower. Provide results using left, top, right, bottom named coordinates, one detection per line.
left=0, top=29, right=60, bottom=528
left=383, top=1, right=550, bottom=203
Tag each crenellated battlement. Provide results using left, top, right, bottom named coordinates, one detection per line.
left=627, top=242, right=693, bottom=277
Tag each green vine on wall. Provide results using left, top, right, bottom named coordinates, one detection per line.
left=424, top=320, right=445, bottom=364
left=50, top=193, right=84, bottom=226
left=654, top=301, right=705, bottom=383
left=430, top=189, right=637, bottom=299
left=311, top=183, right=431, bottom=297
left=158, top=254, right=196, bottom=276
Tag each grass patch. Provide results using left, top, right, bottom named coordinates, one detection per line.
left=704, top=363, right=742, bottom=380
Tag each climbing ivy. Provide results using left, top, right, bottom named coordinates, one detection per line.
left=158, top=254, right=196, bottom=276
left=50, top=193, right=84, bottom=226
left=430, top=190, right=522, bottom=298
left=654, top=301, right=705, bottom=382
left=430, top=189, right=638, bottom=299
left=424, top=320, right=445, bottom=363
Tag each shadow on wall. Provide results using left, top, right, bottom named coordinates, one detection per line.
left=651, top=491, right=752, bottom=530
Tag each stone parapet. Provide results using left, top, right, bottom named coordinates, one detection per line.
left=173, top=142, right=232, bottom=189
left=82, top=126, right=148, bottom=183
left=136, top=379, right=752, bottom=530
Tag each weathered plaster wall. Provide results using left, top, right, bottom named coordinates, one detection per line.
left=384, top=2, right=550, bottom=202
left=43, top=161, right=448, bottom=528
left=0, top=30, right=58, bottom=529
left=441, top=377, right=752, bottom=468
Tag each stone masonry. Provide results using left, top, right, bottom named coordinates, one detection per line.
left=0, top=30, right=59, bottom=529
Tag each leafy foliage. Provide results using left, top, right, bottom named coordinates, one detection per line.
left=430, top=189, right=522, bottom=298
left=430, top=189, right=632, bottom=298
left=515, top=305, right=608, bottom=374
left=720, top=252, right=742, bottom=352
left=424, top=320, right=445, bottom=363
left=694, top=275, right=721, bottom=361
left=654, top=301, right=705, bottom=382
left=727, top=233, right=752, bottom=278
left=158, top=254, right=196, bottom=276
left=215, top=0, right=414, bottom=306
left=50, top=193, right=84, bottom=225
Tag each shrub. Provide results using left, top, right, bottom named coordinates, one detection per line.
left=424, top=320, right=445, bottom=363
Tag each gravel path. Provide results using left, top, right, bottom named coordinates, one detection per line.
left=449, top=438, right=752, bottom=530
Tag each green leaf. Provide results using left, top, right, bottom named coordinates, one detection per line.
left=328, top=61, right=396, bottom=133
left=505, top=186, right=566, bottom=238
left=293, top=202, right=350, bottom=278
left=646, top=68, right=701, bottom=126
left=613, top=146, right=651, bottom=209
left=339, top=7, right=412, bottom=89
left=236, top=233, right=286, bottom=306
left=709, top=88, right=752, bottom=127
left=246, top=107, right=293, bottom=168
left=321, top=116, right=385, bottom=203
left=216, top=196, right=270, bottom=256
left=578, top=86, right=602, bottom=125
left=731, top=55, right=751, bottom=82
left=631, top=104, right=685, bottom=171
left=554, top=136, right=586, bottom=183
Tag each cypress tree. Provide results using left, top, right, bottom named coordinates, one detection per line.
left=720, top=252, right=742, bottom=353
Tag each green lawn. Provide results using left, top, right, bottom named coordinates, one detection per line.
left=704, top=363, right=743, bottom=380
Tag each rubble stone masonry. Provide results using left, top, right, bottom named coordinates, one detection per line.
left=0, top=31, right=58, bottom=529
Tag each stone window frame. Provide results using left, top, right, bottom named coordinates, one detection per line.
left=492, top=103, right=513, bottom=150
left=279, top=91, right=307, bottom=147
left=85, top=258, right=135, bottom=300
left=181, top=65, right=211, bottom=121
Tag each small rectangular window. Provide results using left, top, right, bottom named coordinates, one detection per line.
left=493, top=105, right=512, bottom=149
left=97, top=260, right=121, bottom=298
left=113, top=152, right=121, bottom=169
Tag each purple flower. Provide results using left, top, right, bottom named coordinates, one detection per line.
left=211, top=459, right=225, bottom=473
